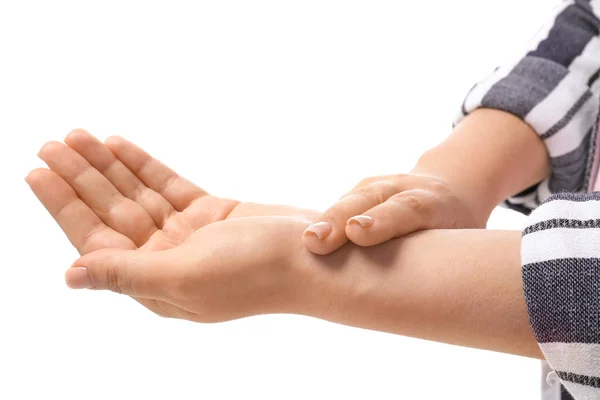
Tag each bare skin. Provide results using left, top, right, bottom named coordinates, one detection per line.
left=26, top=129, right=542, bottom=359
left=303, top=109, right=550, bottom=254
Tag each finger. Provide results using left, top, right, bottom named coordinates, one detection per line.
left=340, top=175, right=390, bottom=198
left=38, top=141, right=157, bottom=246
left=302, top=181, right=399, bottom=255
left=64, top=129, right=175, bottom=228
left=26, top=168, right=136, bottom=254
left=105, top=136, right=208, bottom=211
left=66, top=248, right=182, bottom=298
left=345, top=189, right=439, bottom=246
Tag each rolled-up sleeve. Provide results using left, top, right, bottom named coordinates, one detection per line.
left=455, top=0, right=600, bottom=215
left=522, top=192, right=600, bottom=399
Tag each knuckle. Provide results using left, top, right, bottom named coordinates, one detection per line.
left=426, top=178, right=449, bottom=194
left=355, top=181, right=397, bottom=204
left=403, top=195, right=424, bottom=212
left=371, top=182, right=396, bottom=203
left=320, top=207, right=344, bottom=223
left=370, top=180, right=398, bottom=193
left=103, top=263, right=127, bottom=295
left=392, top=193, right=427, bottom=213
left=356, top=175, right=388, bottom=188
left=357, top=177, right=376, bottom=187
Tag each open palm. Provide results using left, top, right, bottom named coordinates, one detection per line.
left=27, top=129, right=317, bottom=256
left=26, top=129, right=320, bottom=320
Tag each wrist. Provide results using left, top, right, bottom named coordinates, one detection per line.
left=411, top=152, right=495, bottom=226
left=259, top=217, right=324, bottom=315
left=413, top=108, right=551, bottom=224
left=273, top=218, right=351, bottom=319
left=283, top=225, right=389, bottom=323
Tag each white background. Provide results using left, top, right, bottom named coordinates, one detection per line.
left=0, top=0, right=560, bottom=398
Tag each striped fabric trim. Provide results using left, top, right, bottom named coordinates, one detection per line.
left=540, top=91, right=593, bottom=140
left=540, top=343, right=600, bottom=377
left=523, top=217, right=600, bottom=235
left=522, top=192, right=600, bottom=399
left=557, top=372, right=600, bottom=390
left=455, top=0, right=600, bottom=215
left=522, top=230, right=600, bottom=264
left=561, top=381, right=600, bottom=399
left=561, top=386, right=575, bottom=400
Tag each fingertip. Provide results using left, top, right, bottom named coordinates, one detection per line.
left=345, top=215, right=376, bottom=244
left=302, top=223, right=345, bottom=255
left=347, top=215, right=373, bottom=228
left=303, top=221, right=332, bottom=240
left=104, top=135, right=126, bottom=149
left=345, top=220, right=382, bottom=247
left=64, top=128, right=90, bottom=145
left=25, top=168, right=47, bottom=186
left=37, top=141, right=63, bottom=158
left=302, top=225, right=329, bottom=255
left=37, top=143, right=49, bottom=158
left=65, top=267, right=93, bottom=289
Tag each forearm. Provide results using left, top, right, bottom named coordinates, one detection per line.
left=432, top=1, right=600, bottom=221
left=284, top=223, right=542, bottom=359
left=413, top=109, right=550, bottom=223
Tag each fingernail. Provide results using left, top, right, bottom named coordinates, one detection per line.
left=65, top=267, right=93, bottom=289
left=304, top=222, right=332, bottom=240
left=347, top=215, right=374, bottom=228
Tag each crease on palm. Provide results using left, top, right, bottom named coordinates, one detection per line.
left=26, top=129, right=317, bottom=319
left=28, top=129, right=315, bottom=258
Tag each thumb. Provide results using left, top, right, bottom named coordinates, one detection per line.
left=65, top=248, right=177, bottom=297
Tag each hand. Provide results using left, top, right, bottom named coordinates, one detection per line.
left=302, top=172, right=484, bottom=255
left=26, top=129, right=316, bottom=319
left=24, top=132, right=541, bottom=359
left=64, top=215, right=307, bottom=322
left=27, top=129, right=317, bottom=255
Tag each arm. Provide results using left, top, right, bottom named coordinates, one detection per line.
left=293, top=226, right=541, bottom=359
left=448, top=0, right=600, bottom=213
left=300, top=193, right=600, bottom=397
left=69, top=213, right=541, bottom=359
left=304, top=1, right=600, bottom=255
left=413, top=109, right=550, bottom=223
left=36, top=131, right=538, bottom=359
left=29, top=131, right=590, bottom=395
left=303, top=111, right=549, bottom=254
left=28, top=130, right=537, bottom=358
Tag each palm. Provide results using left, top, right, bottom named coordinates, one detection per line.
left=27, top=130, right=317, bottom=257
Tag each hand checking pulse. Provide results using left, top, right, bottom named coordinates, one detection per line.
left=302, top=172, right=483, bottom=255
left=25, top=128, right=542, bottom=358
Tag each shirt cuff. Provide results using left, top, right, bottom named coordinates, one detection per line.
left=521, top=192, right=600, bottom=399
